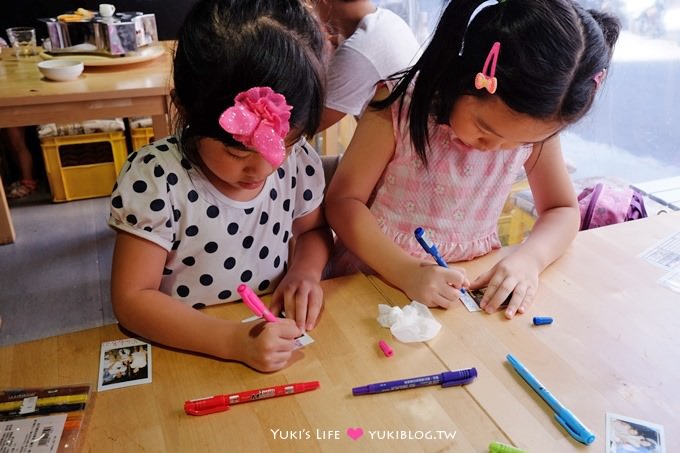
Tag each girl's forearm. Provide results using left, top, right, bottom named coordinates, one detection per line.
left=518, top=205, right=580, bottom=271
left=327, top=198, right=420, bottom=284
left=287, top=225, right=334, bottom=279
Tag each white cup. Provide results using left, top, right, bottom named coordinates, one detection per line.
left=99, top=3, right=116, bottom=17
left=6, top=27, right=37, bottom=58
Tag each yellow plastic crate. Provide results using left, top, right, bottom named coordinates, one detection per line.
left=497, top=207, right=537, bottom=246
left=41, top=131, right=128, bottom=202
left=497, top=178, right=535, bottom=245
left=497, top=212, right=513, bottom=246
left=131, top=127, right=155, bottom=151
left=510, top=206, right=536, bottom=243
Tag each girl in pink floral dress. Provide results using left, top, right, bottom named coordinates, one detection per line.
left=326, top=0, right=621, bottom=318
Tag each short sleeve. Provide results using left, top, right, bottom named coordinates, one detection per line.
left=292, top=141, right=325, bottom=219
left=109, top=147, right=177, bottom=251
left=325, top=47, right=381, bottom=116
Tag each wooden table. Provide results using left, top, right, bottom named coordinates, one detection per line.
left=370, top=211, right=680, bottom=451
left=0, top=43, right=174, bottom=245
left=0, top=273, right=508, bottom=452
left=3, top=215, right=678, bottom=451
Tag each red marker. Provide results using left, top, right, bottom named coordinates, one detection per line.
left=184, top=381, right=320, bottom=416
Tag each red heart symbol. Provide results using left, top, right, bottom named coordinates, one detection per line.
left=346, top=427, right=364, bottom=440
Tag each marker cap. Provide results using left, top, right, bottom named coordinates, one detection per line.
left=352, top=386, right=370, bottom=396
left=533, top=316, right=553, bottom=326
left=441, top=368, right=477, bottom=387
left=297, top=381, right=321, bottom=392
left=555, top=412, right=596, bottom=445
left=488, top=441, right=527, bottom=453
left=184, top=395, right=230, bottom=416
left=378, top=340, right=393, bottom=357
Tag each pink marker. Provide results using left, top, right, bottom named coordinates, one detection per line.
left=378, top=340, right=393, bottom=357
left=237, top=284, right=278, bottom=323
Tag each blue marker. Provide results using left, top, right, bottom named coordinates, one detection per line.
left=414, top=226, right=475, bottom=307
left=506, top=354, right=595, bottom=445
left=414, top=227, right=448, bottom=268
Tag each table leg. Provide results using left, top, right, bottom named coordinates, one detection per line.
left=0, top=177, right=17, bottom=245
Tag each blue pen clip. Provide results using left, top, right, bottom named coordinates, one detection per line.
left=414, top=227, right=448, bottom=268
left=554, top=412, right=595, bottom=445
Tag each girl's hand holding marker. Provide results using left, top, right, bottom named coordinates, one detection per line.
left=407, top=227, right=469, bottom=308
left=414, top=227, right=470, bottom=309
left=415, top=227, right=515, bottom=314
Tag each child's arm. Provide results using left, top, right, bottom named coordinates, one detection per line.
left=325, top=89, right=467, bottom=307
left=472, top=134, right=580, bottom=318
left=270, top=205, right=333, bottom=331
left=111, top=231, right=302, bottom=372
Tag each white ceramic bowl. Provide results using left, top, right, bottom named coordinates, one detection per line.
left=37, top=60, right=84, bottom=81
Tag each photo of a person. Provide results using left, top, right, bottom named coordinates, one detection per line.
left=608, top=414, right=665, bottom=453
left=98, top=339, right=152, bottom=391
left=130, top=345, right=148, bottom=374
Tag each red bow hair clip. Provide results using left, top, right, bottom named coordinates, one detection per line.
left=475, top=41, right=501, bottom=94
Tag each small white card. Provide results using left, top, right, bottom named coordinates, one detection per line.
left=459, top=290, right=482, bottom=312
left=606, top=412, right=666, bottom=453
left=97, top=338, right=152, bottom=392
left=241, top=315, right=315, bottom=349
left=293, top=332, right=315, bottom=349
left=459, top=288, right=511, bottom=312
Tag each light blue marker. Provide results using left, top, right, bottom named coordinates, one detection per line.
left=506, top=354, right=595, bottom=445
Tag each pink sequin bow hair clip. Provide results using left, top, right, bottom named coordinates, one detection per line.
left=475, top=41, right=501, bottom=94
left=218, top=87, right=293, bottom=167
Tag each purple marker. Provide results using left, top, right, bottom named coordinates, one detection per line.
left=352, top=368, right=477, bottom=396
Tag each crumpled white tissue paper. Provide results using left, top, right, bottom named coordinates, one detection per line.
left=377, top=301, right=441, bottom=343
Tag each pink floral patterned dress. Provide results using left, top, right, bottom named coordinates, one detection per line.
left=327, top=84, right=532, bottom=277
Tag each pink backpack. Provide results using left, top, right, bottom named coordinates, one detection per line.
left=578, top=183, right=648, bottom=231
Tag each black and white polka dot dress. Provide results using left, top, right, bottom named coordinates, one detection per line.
left=108, top=136, right=325, bottom=308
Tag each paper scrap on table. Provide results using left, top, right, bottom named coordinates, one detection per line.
left=377, top=301, right=441, bottom=342
left=659, top=268, right=680, bottom=294
left=638, top=231, right=680, bottom=270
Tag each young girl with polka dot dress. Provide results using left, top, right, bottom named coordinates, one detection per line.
left=108, top=0, right=331, bottom=372
left=326, top=0, right=620, bottom=319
